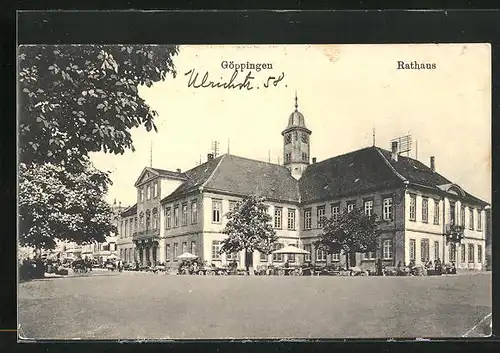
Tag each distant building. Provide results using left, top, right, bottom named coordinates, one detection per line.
left=116, top=95, right=489, bottom=271
left=485, top=207, right=492, bottom=270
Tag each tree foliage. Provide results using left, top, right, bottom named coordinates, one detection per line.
left=220, top=196, right=277, bottom=271
left=18, top=45, right=179, bottom=250
left=18, top=45, right=179, bottom=169
left=314, top=207, right=381, bottom=258
left=19, top=160, right=116, bottom=250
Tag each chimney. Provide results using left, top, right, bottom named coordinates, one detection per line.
left=176, top=168, right=181, bottom=173
left=312, top=157, right=317, bottom=164
left=391, top=141, right=398, bottom=162
left=430, top=156, right=435, bottom=171
left=207, top=153, right=214, bottom=161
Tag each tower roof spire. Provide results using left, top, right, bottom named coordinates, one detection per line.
left=294, top=91, right=298, bottom=111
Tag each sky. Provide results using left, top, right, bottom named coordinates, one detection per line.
left=89, top=44, right=491, bottom=207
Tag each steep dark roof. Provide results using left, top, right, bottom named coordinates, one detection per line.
left=161, top=155, right=224, bottom=202
left=300, top=146, right=488, bottom=206
left=121, top=203, right=137, bottom=217
left=299, top=147, right=402, bottom=203
left=162, top=154, right=300, bottom=203
left=204, top=154, right=300, bottom=203
left=160, top=147, right=488, bottom=207
left=378, top=148, right=488, bottom=205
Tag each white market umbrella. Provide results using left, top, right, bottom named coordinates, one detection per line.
left=177, top=252, right=198, bottom=260
left=272, top=245, right=310, bottom=255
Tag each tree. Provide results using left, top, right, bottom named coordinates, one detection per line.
left=220, top=196, right=278, bottom=275
left=18, top=159, right=116, bottom=251
left=314, top=207, right=381, bottom=269
left=18, top=45, right=178, bottom=250
left=18, top=45, right=179, bottom=170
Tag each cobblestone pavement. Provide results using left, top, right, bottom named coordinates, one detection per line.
left=18, top=271, right=491, bottom=340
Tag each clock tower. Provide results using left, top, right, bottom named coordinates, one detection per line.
left=282, top=93, right=312, bottom=180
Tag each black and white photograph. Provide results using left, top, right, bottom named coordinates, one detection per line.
left=17, top=43, right=492, bottom=340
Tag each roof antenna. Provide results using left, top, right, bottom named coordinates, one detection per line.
left=149, top=140, right=153, bottom=167
left=372, top=128, right=376, bottom=147
left=227, top=139, right=230, bottom=154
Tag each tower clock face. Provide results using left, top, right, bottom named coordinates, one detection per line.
left=301, top=133, right=309, bottom=143
left=285, top=133, right=292, bottom=144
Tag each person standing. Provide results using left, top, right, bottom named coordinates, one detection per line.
left=376, top=258, right=384, bottom=276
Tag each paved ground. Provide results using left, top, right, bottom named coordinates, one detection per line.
left=18, top=270, right=491, bottom=340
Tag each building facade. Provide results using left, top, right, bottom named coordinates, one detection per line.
left=118, top=97, right=489, bottom=271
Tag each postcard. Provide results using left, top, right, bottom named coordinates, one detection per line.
left=18, top=43, right=491, bottom=340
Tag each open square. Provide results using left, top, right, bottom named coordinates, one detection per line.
left=18, top=271, right=491, bottom=339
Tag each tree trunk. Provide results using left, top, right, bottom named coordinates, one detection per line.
left=345, top=252, right=350, bottom=270
left=245, top=250, right=254, bottom=276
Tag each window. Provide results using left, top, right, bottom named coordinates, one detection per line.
left=409, top=239, right=416, bottom=261
left=301, top=133, right=309, bottom=143
left=145, top=210, right=151, bottom=229
left=433, top=200, right=440, bottom=225
left=449, top=202, right=456, bottom=225
left=212, top=199, right=222, bottom=223
left=477, top=209, right=482, bottom=231
left=182, top=242, right=187, bottom=254
left=316, top=247, right=327, bottom=262
left=153, top=182, right=158, bottom=198
left=468, top=244, right=475, bottom=263
left=422, top=198, right=428, bottom=223
left=347, top=202, right=355, bottom=213
left=212, top=241, right=221, bottom=260
left=382, top=197, right=393, bottom=221
left=227, top=252, right=240, bottom=261
left=409, top=195, right=416, bottom=221
left=421, top=239, right=430, bottom=263
left=383, top=239, right=393, bottom=260
left=302, top=152, right=308, bottom=161
left=274, top=207, right=283, bottom=229
left=469, top=208, right=474, bottom=230
left=191, top=241, right=196, bottom=255
left=294, top=131, right=298, bottom=141
left=260, top=251, right=268, bottom=262
left=120, top=221, right=124, bottom=238
left=182, top=203, right=188, bottom=226
left=173, top=206, right=179, bottom=227
left=304, top=209, right=312, bottom=229
left=273, top=243, right=284, bottom=262
left=331, top=204, right=340, bottom=221
left=165, top=207, right=171, bottom=229
left=317, top=206, right=325, bottom=228
left=147, top=185, right=151, bottom=200
left=285, top=153, right=291, bottom=163
left=166, top=244, right=171, bottom=262
left=478, top=245, right=483, bottom=263
left=191, top=200, right=198, bottom=224
left=303, top=244, right=312, bottom=261
left=460, top=244, right=466, bottom=263
left=140, top=188, right=144, bottom=202
left=129, top=219, right=133, bottom=236
left=152, top=208, right=158, bottom=229
left=449, top=243, right=456, bottom=262
left=173, top=243, right=178, bottom=260
left=120, top=249, right=123, bottom=259
left=364, top=200, right=373, bottom=217
left=139, top=212, right=144, bottom=229
left=434, top=241, right=440, bottom=261
left=364, top=251, right=376, bottom=260
left=332, top=252, right=340, bottom=261
left=287, top=209, right=296, bottom=230
left=284, top=133, right=292, bottom=144
left=134, top=217, right=137, bottom=232
left=460, top=205, right=466, bottom=227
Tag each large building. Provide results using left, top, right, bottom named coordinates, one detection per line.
left=117, top=97, right=489, bottom=271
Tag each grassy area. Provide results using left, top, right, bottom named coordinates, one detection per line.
left=18, top=271, right=491, bottom=340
